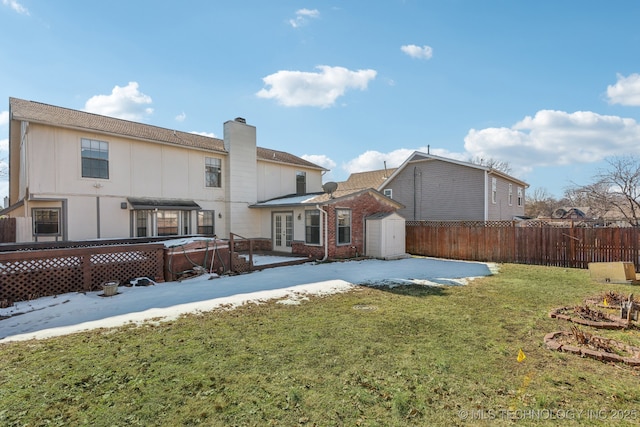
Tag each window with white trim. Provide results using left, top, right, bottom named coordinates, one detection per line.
left=517, top=187, right=523, bottom=207
left=134, top=210, right=192, bottom=237
left=205, top=157, right=221, bottom=188
left=296, top=171, right=306, bottom=195
left=491, top=178, right=497, bottom=204
left=383, top=188, right=393, bottom=199
left=157, top=211, right=179, bottom=236
left=336, top=209, right=351, bottom=245
left=198, top=211, right=215, bottom=235
left=136, top=210, right=149, bottom=237
left=305, top=210, right=321, bottom=244
left=81, top=138, right=109, bottom=179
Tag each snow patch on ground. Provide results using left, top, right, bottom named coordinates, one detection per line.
left=0, top=256, right=494, bottom=343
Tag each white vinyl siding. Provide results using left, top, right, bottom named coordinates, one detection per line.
left=508, top=183, right=513, bottom=206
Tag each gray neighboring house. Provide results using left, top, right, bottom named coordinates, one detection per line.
left=339, top=152, right=528, bottom=221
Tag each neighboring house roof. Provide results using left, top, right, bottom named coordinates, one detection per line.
left=337, top=168, right=397, bottom=191
left=250, top=188, right=404, bottom=209
left=378, top=151, right=529, bottom=190
left=551, top=207, right=590, bottom=219
left=9, top=97, right=326, bottom=171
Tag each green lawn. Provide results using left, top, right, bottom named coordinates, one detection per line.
left=1, top=263, right=640, bottom=426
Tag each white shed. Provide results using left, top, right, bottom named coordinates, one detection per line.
left=365, top=212, right=407, bottom=260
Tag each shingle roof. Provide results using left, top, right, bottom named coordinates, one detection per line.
left=256, top=147, right=327, bottom=171
left=251, top=188, right=403, bottom=208
left=338, top=168, right=397, bottom=191
left=9, top=98, right=326, bottom=171
left=10, top=97, right=226, bottom=153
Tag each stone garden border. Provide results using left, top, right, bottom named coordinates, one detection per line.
left=549, top=306, right=630, bottom=330
left=544, top=331, right=640, bottom=366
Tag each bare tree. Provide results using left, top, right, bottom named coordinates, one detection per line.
left=569, top=155, right=640, bottom=226
left=525, top=187, right=557, bottom=218
left=469, top=156, right=512, bottom=174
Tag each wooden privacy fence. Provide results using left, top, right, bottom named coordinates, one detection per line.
left=406, top=221, right=640, bottom=271
left=0, top=217, right=16, bottom=243
left=0, top=243, right=165, bottom=306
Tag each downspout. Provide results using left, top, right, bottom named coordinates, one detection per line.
left=316, top=204, right=328, bottom=262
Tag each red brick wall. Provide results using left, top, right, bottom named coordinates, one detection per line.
left=292, top=192, right=398, bottom=260
left=231, top=238, right=272, bottom=252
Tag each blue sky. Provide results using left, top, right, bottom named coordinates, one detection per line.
left=2, top=1, right=640, bottom=201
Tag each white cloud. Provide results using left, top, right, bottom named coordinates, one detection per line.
left=0, top=112, right=7, bottom=166
left=257, top=65, right=377, bottom=108
left=342, top=146, right=466, bottom=176
left=84, top=82, right=154, bottom=121
left=189, top=131, right=217, bottom=138
left=301, top=154, right=336, bottom=171
left=607, top=73, right=640, bottom=106
left=401, top=44, right=433, bottom=60
left=343, top=148, right=413, bottom=174
left=289, top=8, right=319, bottom=28
left=0, top=180, right=8, bottom=201
left=0, top=138, right=7, bottom=193
left=2, top=0, right=29, bottom=15
left=340, top=109, right=640, bottom=183
left=175, top=112, right=186, bottom=122
left=463, top=109, right=640, bottom=176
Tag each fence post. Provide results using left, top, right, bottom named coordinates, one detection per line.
left=81, top=253, right=93, bottom=292
left=249, top=239, right=254, bottom=271
left=569, top=221, right=576, bottom=268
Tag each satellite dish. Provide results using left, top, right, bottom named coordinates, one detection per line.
left=322, top=181, right=338, bottom=198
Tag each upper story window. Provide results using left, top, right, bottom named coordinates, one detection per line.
left=33, top=208, right=61, bottom=236
left=296, top=171, right=306, bottom=195
left=336, top=209, right=351, bottom=245
left=205, top=157, right=221, bottom=188
left=508, top=183, right=513, bottom=206
left=517, top=187, right=523, bottom=207
left=305, top=210, right=321, bottom=245
left=491, top=177, right=497, bottom=204
left=81, top=138, right=109, bottom=179
left=383, top=188, right=393, bottom=199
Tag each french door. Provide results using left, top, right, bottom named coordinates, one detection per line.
left=273, top=212, right=293, bottom=252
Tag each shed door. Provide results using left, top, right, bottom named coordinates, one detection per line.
left=386, top=218, right=406, bottom=258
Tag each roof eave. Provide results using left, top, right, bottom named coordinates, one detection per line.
left=257, top=157, right=328, bottom=171
left=12, top=114, right=228, bottom=155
